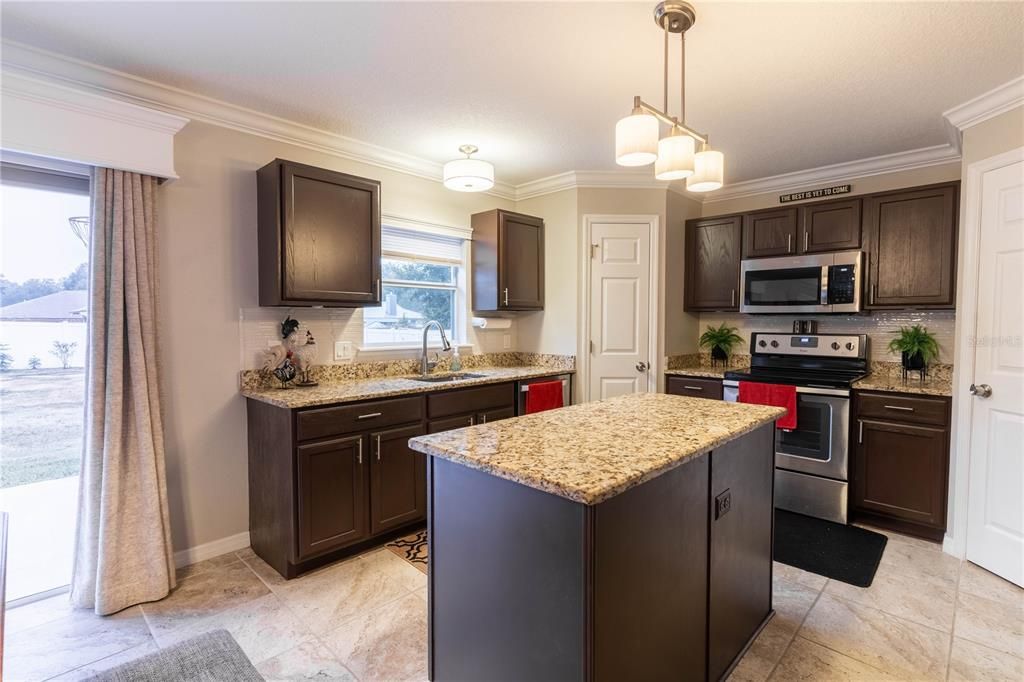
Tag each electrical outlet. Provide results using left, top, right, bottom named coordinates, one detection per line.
left=334, top=340, right=354, bottom=361
left=502, top=334, right=511, bottom=349
left=715, top=489, right=732, bottom=520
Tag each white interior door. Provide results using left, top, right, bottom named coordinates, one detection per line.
left=588, top=220, right=652, bottom=401
left=965, top=158, right=1024, bottom=587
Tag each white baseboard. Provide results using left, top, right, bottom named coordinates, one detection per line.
left=943, top=531, right=966, bottom=559
left=173, top=531, right=251, bottom=569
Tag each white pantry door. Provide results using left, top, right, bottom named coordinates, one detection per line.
left=588, top=220, right=653, bottom=401
left=965, top=157, right=1024, bottom=587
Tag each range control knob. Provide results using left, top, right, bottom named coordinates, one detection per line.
left=770, top=340, right=779, bottom=348
left=831, top=341, right=841, bottom=350
left=758, top=340, right=767, bottom=348
left=845, top=342, right=855, bottom=351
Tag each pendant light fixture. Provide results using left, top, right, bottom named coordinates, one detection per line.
left=443, top=145, right=495, bottom=192
left=615, top=2, right=723, bottom=192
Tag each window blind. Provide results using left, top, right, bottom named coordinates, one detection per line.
left=382, top=226, right=464, bottom=264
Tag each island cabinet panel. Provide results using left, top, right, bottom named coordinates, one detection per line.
left=593, top=456, right=709, bottom=681
left=258, top=158, right=381, bottom=307
left=472, top=209, right=545, bottom=312
left=742, top=208, right=798, bottom=258
left=685, top=215, right=742, bottom=311
left=296, top=435, right=368, bottom=560
left=798, top=198, right=862, bottom=253
left=369, top=424, right=426, bottom=535
left=666, top=375, right=724, bottom=400
left=708, top=425, right=775, bottom=682
left=851, top=391, right=951, bottom=540
left=863, top=183, right=958, bottom=309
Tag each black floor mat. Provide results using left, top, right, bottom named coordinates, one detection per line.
left=774, top=509, right=887, bottom=587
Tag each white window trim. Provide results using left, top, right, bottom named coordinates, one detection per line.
left=359, top=218, right=470, bottom=352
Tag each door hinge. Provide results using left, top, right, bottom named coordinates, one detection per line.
left=591, top=243, right=599, bottom=258
left=590, top=340, right=595, bottom=354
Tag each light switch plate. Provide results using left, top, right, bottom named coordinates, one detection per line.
left=334, top=341, right=354, bottom=361
left=503, top=334, right=511, bottom=349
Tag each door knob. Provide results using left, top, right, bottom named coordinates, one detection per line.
left=635, top=361, right=649, bottom=372
left=969, top=383, right=993, bottom=398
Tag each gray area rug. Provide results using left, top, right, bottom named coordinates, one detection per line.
left=84, top=629, right=262, bottom=681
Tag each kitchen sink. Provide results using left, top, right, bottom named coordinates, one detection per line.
left=410, top=373, right=486, bottom=383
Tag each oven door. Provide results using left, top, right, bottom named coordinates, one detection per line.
left=740, top=253, right=831, bottom=314
left=775, top=392, right=850, bottom=481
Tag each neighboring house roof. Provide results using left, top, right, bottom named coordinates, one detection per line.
left=0, top=290, right=88, bottom=321
left=363, top=301, right=425, bottom=324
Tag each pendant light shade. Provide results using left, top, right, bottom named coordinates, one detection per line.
left=654, top=131, right=695, bottom=180
left=615, top=110, right=659, bottom=166
left=686, top=149, right=724, bottom=192
left=443, top=145, right=495, bottom=192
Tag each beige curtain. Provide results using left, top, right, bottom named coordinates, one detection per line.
left=70, top=168, right=175, bottom=615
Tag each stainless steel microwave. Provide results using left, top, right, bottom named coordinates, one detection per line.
left=739, top=250, right=863, bottom=314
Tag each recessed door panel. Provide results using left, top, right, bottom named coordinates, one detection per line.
left=600, top=377, right=639, bottom=401
left=602, top=237, right=640, bottom=264
left=600, top=278, right=639, bottom=354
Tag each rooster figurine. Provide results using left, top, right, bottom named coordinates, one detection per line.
left=263, top=317, right=302, bottom=388
left=293, top=330, right=319, bottom=387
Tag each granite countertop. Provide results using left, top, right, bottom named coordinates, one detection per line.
left=241, top=366, right=573, bottom=409
left=853, top=373, right=953, bottom=397
left=664, top=366, right=744, bottom=379
left=408, top=393, right=784, bottom=505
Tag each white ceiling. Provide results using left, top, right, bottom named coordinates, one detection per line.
left=2, top=2, right=1022, bottom=187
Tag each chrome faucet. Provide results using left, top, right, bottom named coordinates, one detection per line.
left=421, top=320, right=452, bottom=376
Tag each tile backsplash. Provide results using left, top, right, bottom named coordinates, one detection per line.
left=696, top=311, right=957, bottom=364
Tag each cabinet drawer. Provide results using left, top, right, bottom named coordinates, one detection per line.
left=428, top=382, right=515, bottom=419
left=297, top=396, right=424, bottom=441
left=856, top=392, right=949, bottom=427
left=666, top=376, right=724, bottom=400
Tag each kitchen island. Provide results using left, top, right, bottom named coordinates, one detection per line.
left=409, top=393, right=785, bottom=681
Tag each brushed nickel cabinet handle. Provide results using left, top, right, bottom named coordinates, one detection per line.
left=683, top=385, right=704, bottom=391
left=376, top=278, right=381, bottom=299
left=357, top=412, right=382, bottom=420
left=468, top=416, right=475, bottom=426
left=480, top=414, right=487, bottom=424
left=884, top=405, right=914, bottom=412
left=375, top=434, right=381, bottom=461
left=503, top=288, right=509, bottom=306
left=858, top=420, right=863, bottom=444
left=731, top=289, right=736, bottom=307
left=357, top=438, right=363, bottom=465
left=787, top=234, right=792, bottom=253
left=804, top=231, right=809, bottom=252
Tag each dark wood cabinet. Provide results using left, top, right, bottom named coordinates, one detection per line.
left=684, top=215, right=742, bottom=311
left=427, top=383, right=517, bottom=432
left=799, top=198, right=861, bottom=253
left=370, top=424, right=427, bottom=535
left=742, top=208, right=798, bottom=258
left=472, top=209, right=544, bottom=312
left=258, top=159, right=381, bottom=307
left=863, top=183, right=958, bottom=309
left=296, top=435, right=368, bottom=560
left=666, top=375, right=724, bottom=400
left=851, top=391, right=951, bottom=540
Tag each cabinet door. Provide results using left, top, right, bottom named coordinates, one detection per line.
left=499, top=212, right=544, bottom=310
left=370, top=424, right=427, bottom=534
left=742, top=208, right=798, bottom=258
left=685, top=216, right=742, bottom=311
left=853, top=419, right=949, bottom=529
left=799, top=199, right=861, bottom=253
left=864, top=184, right=958, bottom=308
left=666, top=375, right=723, bottom=400
left=279, top=161, right=381, bottom=305
left=478, top=406, right=515, bottom=424
left=296, top=435, right=368, bottom=560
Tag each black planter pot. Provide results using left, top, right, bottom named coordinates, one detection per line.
left=711, top=346, right=729, bottom=366
left=902, top=351, right=926, bottom=371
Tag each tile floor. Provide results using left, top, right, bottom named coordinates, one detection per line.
left=4, top=525, right=1022, bottom=681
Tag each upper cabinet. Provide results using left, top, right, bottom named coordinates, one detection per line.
left=799, top=198, right=862, bottom=253
left=742, top=208, right=797, bottom=258
left=863, top=183, right=958, bottom=309
left=258, top=159, right=381, bottom=307
left=472, top=209, right=545, bottom=312
left=684, top=215, right=742, bottom=311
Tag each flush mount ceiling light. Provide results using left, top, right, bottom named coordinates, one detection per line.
left=615, top=1, right=724, bottom=192
left=443, top=144, right=495, bottom=192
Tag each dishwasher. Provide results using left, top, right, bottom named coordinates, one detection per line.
left=516, top=374, right=573, bottom=415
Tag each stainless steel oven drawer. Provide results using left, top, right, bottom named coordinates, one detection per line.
left=775, top=468, right=848, bottom=525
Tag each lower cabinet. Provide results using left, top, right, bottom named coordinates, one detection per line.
left=666, top=375, right=724, bottom=400
left=296, top=435, right=368, bottom=560
left=370, top=424, right=427, bottom=535
left=851, top=391, right=951, bottom=540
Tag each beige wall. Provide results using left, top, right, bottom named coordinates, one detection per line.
left=961, top=107, right=1024, bottom=167
left=665, top=190, right=702, bottom=356
left=159, top=121, right=515, bottom=552
left=699, top=161, right=962, bottom=216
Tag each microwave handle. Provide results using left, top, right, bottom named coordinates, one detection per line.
left=820, top=265, right=830, bottom=305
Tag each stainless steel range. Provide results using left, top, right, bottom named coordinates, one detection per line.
left=723, top=332, right=869, bottom=524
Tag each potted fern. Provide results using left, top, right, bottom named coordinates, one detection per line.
left=887, top=324, right=940, bottom=371
left=699, top=324, right=744, bottom=366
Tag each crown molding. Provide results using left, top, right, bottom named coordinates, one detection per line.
left=0, top=40, right=518, bottom=200
left=943, top=75, right=1024, bottom=133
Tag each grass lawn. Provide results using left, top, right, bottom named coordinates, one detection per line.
left=0, top=368, right=84, bottom=488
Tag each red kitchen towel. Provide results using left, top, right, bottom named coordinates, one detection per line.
left=738, top=381, right=798, bottom=430
left=525, top=380, right=564, bottom=414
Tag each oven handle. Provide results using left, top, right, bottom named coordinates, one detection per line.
left=722, top=380, right=849, bottom=398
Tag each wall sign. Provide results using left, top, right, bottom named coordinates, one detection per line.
left=779, top=184, right=851, bottom=204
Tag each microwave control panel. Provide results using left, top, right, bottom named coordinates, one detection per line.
left=827, top=264, right=857, bottom=304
